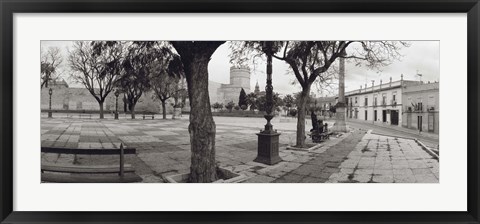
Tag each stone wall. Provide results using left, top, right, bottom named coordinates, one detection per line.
left=41, top=86, right=181, bottom=114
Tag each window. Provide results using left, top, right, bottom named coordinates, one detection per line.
left=417, top=102, right=423, bottom=111
left=355, top=97, right=357, bottom=104
left=374, top=97, right=377, bottom=106
left=364, top=97, right=368, bottom=106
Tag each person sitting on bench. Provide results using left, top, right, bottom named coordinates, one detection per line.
left=310, top=109, right=318, bottom=132
left=317, top=119, right=324, bottom=134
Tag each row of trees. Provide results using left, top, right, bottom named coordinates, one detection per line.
left=65, top=41, right=187, bottom=119
left=212, top=92, right=287, bottom=113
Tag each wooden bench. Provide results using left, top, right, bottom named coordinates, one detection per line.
left=142, top=114, right=154, bottom=120
left=41, top=144, right=142, bottom=183
left=78, top=114, right=92, bottom=119
left=309, top=122, right=332, bottom=143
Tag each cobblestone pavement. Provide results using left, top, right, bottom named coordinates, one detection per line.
left=41, top=116, right=305, bottom=182
left=41, top=115, right=438, bottom=183
left=271, top=131, right=366, bottom=183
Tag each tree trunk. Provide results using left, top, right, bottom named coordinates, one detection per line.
left=172, top=41, right=224, bottom=183
left=131, top=104, right=136, bottom=119
left=123, top=95, right=127, bottom=112
left=161, top=101, right=167, bottom=119
left=295, top=85, right=311, bottom=148
left=98, top=101, right=104, bottom=119
left=184, top=55, right=217, bottom=183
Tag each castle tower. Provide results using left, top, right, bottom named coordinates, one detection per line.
left=254, top=80, right=260, bottom=94
left=230, top=66, right=251, bottom=92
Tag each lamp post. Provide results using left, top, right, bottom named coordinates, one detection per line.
left=114, top=90, right=119, bottom=120
left=254, top=41, right=282, bottom=165
left=48, top=88, right=53, bottom=118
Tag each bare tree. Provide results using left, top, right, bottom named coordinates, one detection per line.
left=170, top=41, right=225, bottom=183
left=68, top=41, right=123, bottom=119
left=151, top=55, right=185, bottom=119
left=41, top=47, right=63, bottom=88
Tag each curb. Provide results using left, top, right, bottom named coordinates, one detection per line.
left=286, top=144, right=321, bottom=152
left=369, top=130, right=439, bottom=160
left=370, top=131, right=416, bottom=140
left=414, top=139, right=439, bottom=160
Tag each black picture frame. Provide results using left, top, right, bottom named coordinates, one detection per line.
left=1, top=0, right=479, bottom=223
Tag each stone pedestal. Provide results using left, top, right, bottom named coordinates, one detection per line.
left=254, top=132, right=282, bottom=165
left=114, top=112, right=119, bottom=120
left=332, top=106, right=347, bottom=132
left=48, top=111, right=52, bottom=118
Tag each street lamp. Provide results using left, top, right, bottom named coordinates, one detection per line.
left=48, top=88, right=53, bottom=118
left=254, top=41, right=282, bottom=165
left=114, top=89, right=120, bottom=120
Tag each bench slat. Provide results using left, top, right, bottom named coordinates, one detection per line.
left=41, top=173, right=143, bottom=183
left=41, top=147, right=136, bottom=155
left=42, top=164, right=135, bottom=174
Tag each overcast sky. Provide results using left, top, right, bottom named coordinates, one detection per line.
left=42, top=41, right=439, bottom=96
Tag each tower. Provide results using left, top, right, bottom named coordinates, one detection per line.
left=254, top=80, right=260, bottom=94
left=229, top=66, right=251, bottom=92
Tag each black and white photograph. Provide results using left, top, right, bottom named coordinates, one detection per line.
left=40, top=40, right=439, bottom=183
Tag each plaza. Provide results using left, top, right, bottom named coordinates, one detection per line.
left=40, top=40, right=440, bottom=183
left=41, top=114, right=439, bottom=183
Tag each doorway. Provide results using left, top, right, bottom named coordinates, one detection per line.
left=390, top=110, right=399, bottom=125
left=417, top=116, right=423, bottom=131
left=428, top=114, right=434, bottom=132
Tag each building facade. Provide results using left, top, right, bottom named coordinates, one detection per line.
left=345, top=77, right=424, bottom=126
left=345, top=77, right=439, bottom=133
left=401, top=82, right=439, bottom=133
left=311, top=96, right=337, bottom=117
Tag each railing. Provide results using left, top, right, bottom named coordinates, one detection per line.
left=391, top=100, right=397, bottom=107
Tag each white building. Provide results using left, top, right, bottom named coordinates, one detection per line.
left=402, top=81, right=439, bottom=133
left=345, top=76, right=423, bottom=126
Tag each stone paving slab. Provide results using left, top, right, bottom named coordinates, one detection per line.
left=41, top=116, right=439, bottom=183
left=324, top=132, right=439, bottom=183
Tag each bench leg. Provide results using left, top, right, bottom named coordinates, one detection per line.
left=119, top=144, right=125, bottom=177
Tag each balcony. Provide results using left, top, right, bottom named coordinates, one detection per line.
left=391, top=100, right=397, bottom=107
